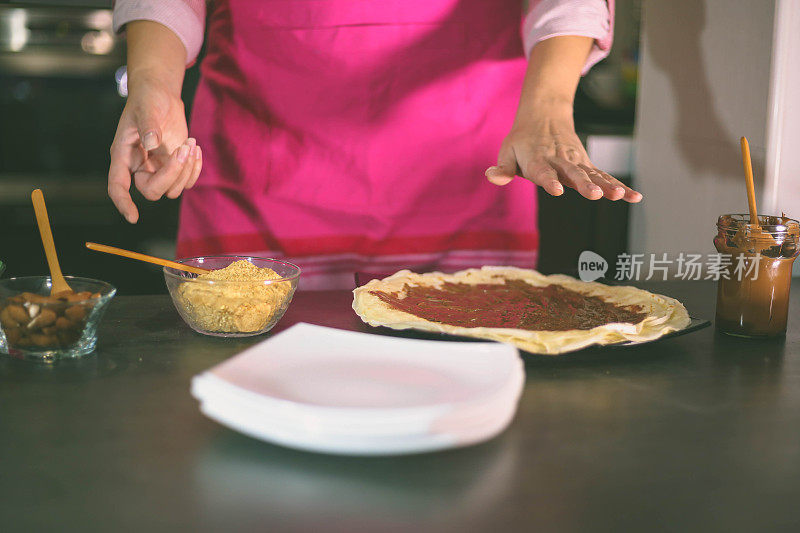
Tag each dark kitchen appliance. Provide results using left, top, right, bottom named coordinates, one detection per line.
left=0, top=2, right=185, bottom=294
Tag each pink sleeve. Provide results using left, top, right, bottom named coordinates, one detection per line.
left=113, top=0, right=207, bottom=66
left=522, top=0, right=614, bottom=75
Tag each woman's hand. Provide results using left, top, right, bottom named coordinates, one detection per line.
left=108, top=76, right=202, bottom=223
left=107, top=21, right=201, bottom=223
left=486, top=35, right=642, bottom=203
left=486, top=102, right=641, bottom=202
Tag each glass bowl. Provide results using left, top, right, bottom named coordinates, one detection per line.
left=0, top=276, right=117, bottom=363
left=164, top=256, right=300, bottom=337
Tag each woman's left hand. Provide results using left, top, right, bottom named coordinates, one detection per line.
left=485, top=102, right=642, bottom=203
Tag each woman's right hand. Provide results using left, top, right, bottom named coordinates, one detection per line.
left=107, top=21, right=201, bottom=223
left=108, top=75, right=202, bottom=223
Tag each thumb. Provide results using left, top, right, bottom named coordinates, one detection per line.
left=485, top=145, right=517, bottom=186
left=135, top=106, right=162, bottom=152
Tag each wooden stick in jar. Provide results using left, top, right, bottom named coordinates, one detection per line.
left=740, top=136, right=759, bottom=227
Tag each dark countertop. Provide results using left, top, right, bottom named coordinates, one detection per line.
left=2, top=281, right=800, bottom=532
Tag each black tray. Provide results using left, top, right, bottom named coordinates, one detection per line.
left=604, top=316, right=711, bottom=349
left=367, top=316, right=711, bottom=356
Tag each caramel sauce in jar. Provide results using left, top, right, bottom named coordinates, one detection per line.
left=714, top=214, right=799, bottom=337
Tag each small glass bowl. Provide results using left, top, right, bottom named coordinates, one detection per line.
left=0, top=276, right=117, bottom=363
left=164, top=256, right=300, bottom=338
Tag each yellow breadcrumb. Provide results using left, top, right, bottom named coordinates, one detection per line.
left=178, top=260, right=292, bottom=333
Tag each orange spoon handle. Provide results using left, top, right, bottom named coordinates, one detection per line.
left=85, top=242, right=210, bottom=275
left=740, top=137, right=759, bottom=226
left=31, top=189, right=72, bottom=295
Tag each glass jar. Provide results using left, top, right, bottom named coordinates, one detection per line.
left=713, top=214, right=799, bottom=337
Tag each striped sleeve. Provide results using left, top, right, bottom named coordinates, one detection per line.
left=522, top=0, right=614, bottom=75
left=113, top=0, right=206, bottom=66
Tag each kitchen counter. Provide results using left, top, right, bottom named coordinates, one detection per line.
left=2, top=281, right=800, bottom=532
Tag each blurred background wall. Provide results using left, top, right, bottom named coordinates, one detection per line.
left=763, top=0, right=800, bottom=223
left=631, top=0, right=776, bottom=265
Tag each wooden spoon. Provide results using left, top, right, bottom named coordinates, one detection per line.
left=31, top=189, right=73, bottom=297
left=85, top=242, right=209, bottom=276
left=739, top=137, right=775, bottom=251
left=740, top=137, right=759, bottom=226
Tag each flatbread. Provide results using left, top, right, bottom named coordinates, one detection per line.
left=352, top=266, right=691, bottom=355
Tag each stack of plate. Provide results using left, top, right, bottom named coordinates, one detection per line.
left=192, top=323, right=525, bottom=456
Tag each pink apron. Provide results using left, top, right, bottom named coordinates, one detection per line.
left=178, top=0, right=538, bottom=289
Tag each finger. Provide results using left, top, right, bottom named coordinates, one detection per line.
left=593, top=168, right=643, bottom=203
left=185, top=145, right=202, bottom=189
left=108, top=152, right=139, bottom=224
left=624, top=188, right=643, bottom=203
left=615, top=176, right=643, bottom=203
left=135, top=142, right=192, bottom=201
left=166, top=139, right=197, bottom=199
left=549, top=156, right=603, bottom=200
left=112, top=126, right=148, bottom=170
left=134, top=105, right=163, bottom=152
left=485, top=145, right=518, bottom=186
left=578, top=164, right=625, bottom=201
left=523, top=161, right=563, bottom=196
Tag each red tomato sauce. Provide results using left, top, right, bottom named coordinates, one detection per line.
left=370, top=279, right=646, bottom=331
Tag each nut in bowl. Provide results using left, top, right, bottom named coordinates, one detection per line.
left=0, top=276, right=116, bottom=363
left=164, top=256, right=300, bottom=337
